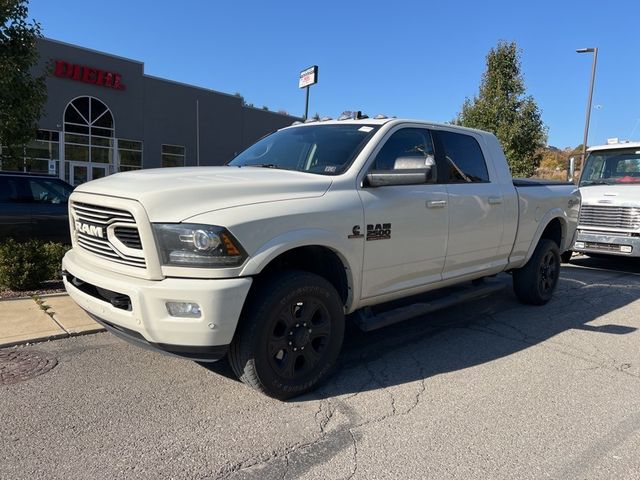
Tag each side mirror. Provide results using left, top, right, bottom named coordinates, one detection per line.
left=365, top=155, right=436, bottom=187
left=568, top=156, right=575, bottom=181
left=366, top=169, right=429, bottom=187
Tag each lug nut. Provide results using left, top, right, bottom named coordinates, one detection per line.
left=301, top=346, right=305, bottom=350
left=296, top=323, right=300, bottom=327
left=308, top=329, right=312, bottom=333
left=293, top=347, right=297, bottom=351
left=288, top=341, right=292, bottom=346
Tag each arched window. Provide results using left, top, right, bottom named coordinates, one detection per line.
left=64, top=97, right=114, bottom=165
left=64, top=96, right=114, bottom=136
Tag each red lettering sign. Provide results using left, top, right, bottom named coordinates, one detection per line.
left=52, top=59, right=126, bottom=91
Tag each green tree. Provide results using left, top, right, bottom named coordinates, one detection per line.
left=455, top=41, right=546, bottom=178
left=0, top=0, right=47, bottom=170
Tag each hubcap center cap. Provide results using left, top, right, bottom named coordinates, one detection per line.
left=292, top=327, right=310, bottom=347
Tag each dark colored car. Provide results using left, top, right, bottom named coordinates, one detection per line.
left=0, top=172, right=74, bottom=243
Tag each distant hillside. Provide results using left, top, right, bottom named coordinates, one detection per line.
left=532, top=145, right=582, bottom=181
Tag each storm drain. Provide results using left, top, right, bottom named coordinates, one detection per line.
left=0, top=349, right=58, bottom=385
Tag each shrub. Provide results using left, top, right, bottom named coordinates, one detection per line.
left=0, top=239, right=70, bottom=290
left=42, top=242, right=71, bottom=280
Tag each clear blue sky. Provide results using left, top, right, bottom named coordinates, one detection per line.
left=29, top=0, right=640, bottom=148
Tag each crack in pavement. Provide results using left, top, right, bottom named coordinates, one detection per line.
left=213, top=270, right=640, bottom=479
left=345, top=429, right=358, bottom=480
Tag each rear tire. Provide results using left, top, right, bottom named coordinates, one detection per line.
left=229, top=270, right=345, bottom=399
left=513, top=239, right=561, bottom=305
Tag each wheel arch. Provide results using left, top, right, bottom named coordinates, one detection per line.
left=240, top=229, right=359, bottom=311
left=524, top=211, right=568, bottom=264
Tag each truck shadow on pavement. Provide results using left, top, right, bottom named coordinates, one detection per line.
left=304, top=262, right=640, bottom=400
left=201, top=260, right=639, bottom=400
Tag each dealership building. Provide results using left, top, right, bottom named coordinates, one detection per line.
left=7, top=38, right=299, bottom=185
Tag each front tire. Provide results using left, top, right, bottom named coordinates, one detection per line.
left=229, top=270, right=345, bottom=399
left=513, top=239, right=561, bottom=305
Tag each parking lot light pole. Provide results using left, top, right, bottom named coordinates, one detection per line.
left=576, top=47, right=598, bottom=173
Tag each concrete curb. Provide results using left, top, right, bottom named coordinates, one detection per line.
left=0, top=294, right=105, bottom=349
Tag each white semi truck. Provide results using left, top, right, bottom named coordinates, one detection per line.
left=572, top=141, right=640, bottom=257
left=62, top=118, right=580, bottom=398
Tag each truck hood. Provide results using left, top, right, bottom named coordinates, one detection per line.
left=579, top=184, right=640, bottom=207
left=74, top=166, right=333, bottom=222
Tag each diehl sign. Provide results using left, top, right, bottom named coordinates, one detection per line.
left=53, top=60, right=126, bottom=91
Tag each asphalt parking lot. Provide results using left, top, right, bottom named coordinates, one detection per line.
left=1, top=256, right=640, bottom=480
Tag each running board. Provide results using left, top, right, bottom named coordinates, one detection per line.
left=353, top=281, right=506, bottom=332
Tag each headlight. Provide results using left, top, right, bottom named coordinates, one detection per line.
left=153, top=224, right=247, bottom=268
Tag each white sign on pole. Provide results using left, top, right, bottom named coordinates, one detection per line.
left=48, top=160, right=56, bottom=174
left=299, top=65, right=318, bottom=89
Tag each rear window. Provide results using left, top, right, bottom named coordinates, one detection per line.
left=0, top=177, right=27, bottom=203
left=438, top=131, right=490, bottom=183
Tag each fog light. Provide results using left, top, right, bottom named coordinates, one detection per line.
left=166, top=302, right=201, bottom=318
left=574, top=241, right=585, bottom=249
left=621, top=245, right=633, bottom=253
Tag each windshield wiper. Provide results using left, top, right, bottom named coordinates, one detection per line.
left=250, top=163, right=281, bottom=169
left=581, top=180, right=612, bottom=186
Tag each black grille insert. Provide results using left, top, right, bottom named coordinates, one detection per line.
left=66, top=273, right=132, bottom=311
left=114, top=226, right=142, bottom=249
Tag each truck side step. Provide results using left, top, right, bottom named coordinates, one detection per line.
left=353, top=280, right=506, bottom=332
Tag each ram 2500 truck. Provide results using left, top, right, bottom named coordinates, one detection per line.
left=572, top=141, right=640, bottom=257
left=62, top=118, right=580, bottom=399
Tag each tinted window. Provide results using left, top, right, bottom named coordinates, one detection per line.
left=0, top=177, right=29, bottom=203
left=438, top=131, right=489, bottom=183
left=373, top=128, right=435, bottom=169
left=26, top=178, right=73, bottom=204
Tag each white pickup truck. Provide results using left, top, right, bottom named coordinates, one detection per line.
left=63, top=118, right=580, bottom=398
left=572, top=141, right=640, bottom=257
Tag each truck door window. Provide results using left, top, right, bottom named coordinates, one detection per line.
left=372, top=128, right=436, bottom=182
left=27, top=178, right=73, bottom=204
left=0, top=177, right=30, bottom=203
left=438, top=131, right=489, bottom=183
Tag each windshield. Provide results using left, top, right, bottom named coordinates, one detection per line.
left=228, top=124, right=379, bottom=175
left=580, top=148, right=640, bottom=186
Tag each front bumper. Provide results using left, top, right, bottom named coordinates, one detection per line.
left=573, top=230, right=640, bottom=257
left=62, top=249, right=253, bottom=362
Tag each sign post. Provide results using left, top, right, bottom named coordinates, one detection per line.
left=299, top=65, right=318, bottom=120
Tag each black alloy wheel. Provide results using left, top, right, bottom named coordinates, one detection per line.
left=513, top=239, right=561, bottom=305
left=229, top=270, right=345, bottom=399
left=267, top=297, right=332, bottom=380
left=538, top=249, right=559, bottom=296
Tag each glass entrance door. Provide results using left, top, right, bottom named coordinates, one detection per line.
left=69, top=162, right=109, bottom=186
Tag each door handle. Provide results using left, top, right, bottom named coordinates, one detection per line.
left=488, top=196, right=503, bottom=205
left=427, top=200, right=447, bottom=208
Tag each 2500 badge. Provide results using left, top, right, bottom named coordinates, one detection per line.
left=366, top=223, right=391, bottom=241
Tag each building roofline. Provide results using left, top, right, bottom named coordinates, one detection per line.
left=143, top=74, right=240, bottom=100
left=41, top=37, right=144, bottom=65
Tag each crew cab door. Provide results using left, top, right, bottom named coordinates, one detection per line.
left=433, top=129, right=506, bottom=279
left=358, top=127, right=448, bottom=299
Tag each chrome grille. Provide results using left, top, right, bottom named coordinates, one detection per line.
left=579, top=205, right=640, bottom=231
left=71, top=202, right=145, bottom=268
